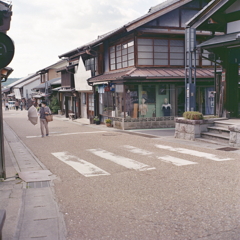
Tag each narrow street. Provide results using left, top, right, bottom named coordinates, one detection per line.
left=3, top=110, right=240, bottom=240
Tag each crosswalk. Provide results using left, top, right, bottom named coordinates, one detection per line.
left=52, top=144, right=234, bottom=177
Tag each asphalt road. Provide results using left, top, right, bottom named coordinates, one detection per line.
left=3, top=110, right=240, bottom=240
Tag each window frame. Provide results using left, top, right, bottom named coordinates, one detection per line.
left=109, top=39, right=135, bottom=71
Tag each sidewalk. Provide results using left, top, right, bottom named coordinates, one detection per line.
left=0, top=121, right=66, bottom=240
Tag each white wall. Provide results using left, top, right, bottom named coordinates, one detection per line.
left=74, top=58, right=92, bottom=91
left=23, top=79, right=41, bottom=99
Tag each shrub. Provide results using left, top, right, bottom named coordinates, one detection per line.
left=183, top=111, right=203, bottom=120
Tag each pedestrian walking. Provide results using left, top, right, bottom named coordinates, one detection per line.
left=5, top=102, right=9, bottom=110
left=15, top=100, right=19, bottom=110
left=39, top=101, right=51, bottom=137
left=20, top=101, right=23, bottom=111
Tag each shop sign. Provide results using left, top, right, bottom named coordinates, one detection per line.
left=222, top=70, right=226, bottom=82
left=104, top=86, right=110, bottom=92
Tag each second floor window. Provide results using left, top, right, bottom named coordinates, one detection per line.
left=137, top=38, right=185, bottom=67
left=110, top=40, right=134, bottom=70
left=85, top=58, right=97, bottom=76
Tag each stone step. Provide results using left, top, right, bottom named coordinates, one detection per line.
left=207, top=126, right=230, bottom=137
left=213, top=122, right=232, bottom=130
left=201, top=132, right=229, bottom=144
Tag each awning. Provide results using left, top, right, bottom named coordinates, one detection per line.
left=58, top=88, right=75, bottom=92
left=88, top=67, right=214, bottom=84
left=32, top=94, right=44, bottom=98
left=52, top=87, right=61, bottom=91
left=7, top=93, right=15, bottom=97
left=198, top=32, right=240, bottom=49
left=2, top=87, right=10, bottom=92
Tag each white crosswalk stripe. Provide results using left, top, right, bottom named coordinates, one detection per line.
left=155, top=144, right=233, bottom=161
left=52, top=152, right=110, bottom=177
left=158, top=155, right=198, bottom=166
left=87, top=148, right=156, bottom=171
left=123, top=145, right=153, bottom=155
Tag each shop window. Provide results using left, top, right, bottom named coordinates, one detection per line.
left=110, top=40, right=134, bottom=70
left=88, top=94, right=94, bottom=111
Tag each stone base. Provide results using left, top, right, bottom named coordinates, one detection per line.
left=174, top=118, right=209, bottom=140
left=229, top=125, right=240, bottom=147
left=112, top=117, right=175, bottom=130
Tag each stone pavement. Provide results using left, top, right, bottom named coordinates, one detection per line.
left=0, top=121, right=66, bottom=240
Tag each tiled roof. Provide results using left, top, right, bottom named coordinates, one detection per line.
left=88, top=68, right=214, bottom=83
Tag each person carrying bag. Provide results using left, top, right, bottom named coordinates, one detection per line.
left=39, top=101, right=52, bottom=137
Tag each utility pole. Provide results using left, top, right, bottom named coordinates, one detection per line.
left=0, top=2, right=14, bottom=179
left=0, top=80, right=5, bottom=178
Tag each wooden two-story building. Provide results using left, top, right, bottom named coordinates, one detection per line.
left=60, top=0, right=216, bottom=129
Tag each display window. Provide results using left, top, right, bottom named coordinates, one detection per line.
left=125, top=83, right=175, bottom=118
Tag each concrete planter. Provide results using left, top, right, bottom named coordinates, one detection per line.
left=174, top=118, right=209, bottom=141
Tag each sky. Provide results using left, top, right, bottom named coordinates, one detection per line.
left=7, top=0, right=165, bottom=78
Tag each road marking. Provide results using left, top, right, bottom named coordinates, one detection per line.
left=88, top=148, right=156, bottom=171
left=123, top=145, right=153, bottom=155
left=26, top=131, right=106, bottom=138
left=158, top=155, right=198, bottom=166
left=155, top=144, right=233, bottom=161
left=51, top=152, right=110, bottom=177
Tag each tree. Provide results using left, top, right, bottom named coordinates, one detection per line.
left=49, top=95, right=60, bottom=114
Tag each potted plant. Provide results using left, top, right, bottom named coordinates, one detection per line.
left=105, top=118, right=112, bottom=127
left=93, top=116, right=100, bottom=125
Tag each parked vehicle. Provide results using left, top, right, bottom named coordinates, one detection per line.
left=8, top=101, right=15, bottom=109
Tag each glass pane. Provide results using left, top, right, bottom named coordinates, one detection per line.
left=154, top=46, right=166, bottom=52
left=122, top=44, right=128, bottom=49
left=116, top=51, right=122, bottom=57
left=170, top=53, right=184, bottom=59
left=122, top=61, right=128, bottom=68
left=110, top=58, right=115, bottom=64
left=128, top=46, right=134, bottom=53
left=117, top=63, right=122, bottom=69
left=138, top=59, right=153, bottom=65
left=170, top=46, right=184, bottom=53
left=116, top=45, right=121, bottom=51
left=202, top=59, right=212, bottom=66
left=110, top=46, right=115, bottom=53
left=154, top=59, right=168, bottom=65
left=154, top=52, right=168, bottom=58
left=111, top=64, right=116, bottom=70
left=170, top=59, right=184, bottom=65
left=110, top=52, right=115, bottom=58
left=122, top=55, right=128, bottom=61
left=170, top=39, right=184, bottom=47
left=128, top=41, right=134, bottom=47
left=128, top=52, right=134, bottom=60
left=128, top=59, right=134, bottom=66
left=138, top=45, right=153, bottom=52
left=117, top=57, right=121, bottom=63
left=154, top=39, right=168, bottom=45
left=137, top=38, right=153, bottom=45
left=122, top=49, right=127, bottom=55
left=138, top=52, right=153, bottom=58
